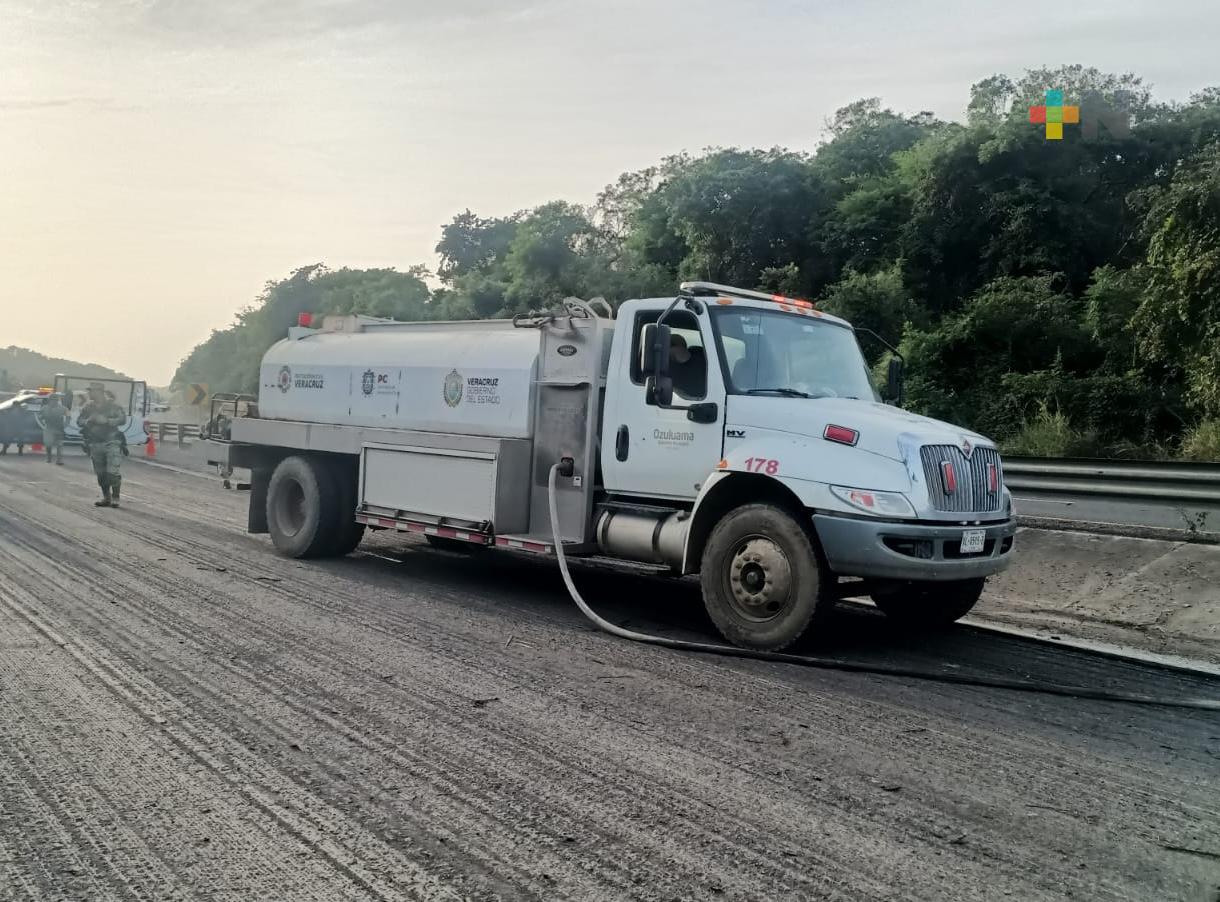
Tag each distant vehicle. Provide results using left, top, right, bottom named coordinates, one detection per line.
left=53, top=374, right=150, bottom=448
left=151, top=402, right=172, bottom=413
left=0, top=391, right=45, bottom=449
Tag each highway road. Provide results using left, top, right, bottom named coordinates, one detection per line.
left=2, top=454, right=1219, bottom=901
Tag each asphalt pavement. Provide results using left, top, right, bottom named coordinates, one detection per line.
left=2, top=453, right=1219, bottom=901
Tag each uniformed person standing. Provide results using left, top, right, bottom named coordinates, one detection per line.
left=38, top=393, right=69, bottom=465
left=79, top=382, right=127, bottom=507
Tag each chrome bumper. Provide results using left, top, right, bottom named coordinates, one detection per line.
left=812, top=514, right=1016, bottom=582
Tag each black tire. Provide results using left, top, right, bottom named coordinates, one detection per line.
left=266, top=456, right=341, bottom=558
left=423, top=534, right=483, bottom=554
left=328, top=458, right=365, bottom=556
left=871, top=578, right=985, bottom=627
left=699, top=503, right=833, bottom=650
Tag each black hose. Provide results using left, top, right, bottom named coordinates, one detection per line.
left=546, top=466, right=1220, bottom=712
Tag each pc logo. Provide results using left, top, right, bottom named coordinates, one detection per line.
left=1029, top=90, right=1080, bottom=140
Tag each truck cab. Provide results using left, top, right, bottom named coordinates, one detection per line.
left=596, top=283, right=1015, bottom=647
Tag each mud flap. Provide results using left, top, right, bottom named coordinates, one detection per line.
left=248, top=467, right=270, bottom=534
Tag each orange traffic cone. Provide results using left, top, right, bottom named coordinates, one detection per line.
left=145, top=435, right=156, bottom=458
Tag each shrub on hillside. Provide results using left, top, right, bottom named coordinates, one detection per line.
left=1001, top=405, right=1099, bottom=458
left=1181, top=420, right=1220, bottom=461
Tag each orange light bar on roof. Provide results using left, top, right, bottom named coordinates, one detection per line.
left=770, top=293, right=816, bottom=310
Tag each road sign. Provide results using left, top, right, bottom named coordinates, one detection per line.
left=187, top=383, right=209, bottom=406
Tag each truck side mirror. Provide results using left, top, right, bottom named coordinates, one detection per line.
left=886, top=356, right=904, bottom=406
left=640, top=323, right=672, bottom=378
left=646, top=374, right=674, bottom=407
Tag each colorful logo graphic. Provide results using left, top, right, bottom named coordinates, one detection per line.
left=443, top=369, right=464, bottom=408
left=1029, top=89, right=1080, bottom=140
left=277, top=365, right=292, bottom=393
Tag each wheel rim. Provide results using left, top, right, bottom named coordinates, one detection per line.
left=725, top=535, right=794, bottom=623
left=274, top=479, right=307, bottom=537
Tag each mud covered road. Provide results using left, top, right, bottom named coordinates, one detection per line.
left=2, top=454, right=1219, bottom=901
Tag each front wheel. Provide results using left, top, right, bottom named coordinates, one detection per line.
left=871, top=578, right=985, bottom=628
left=700, top=504, right=833, bottom=651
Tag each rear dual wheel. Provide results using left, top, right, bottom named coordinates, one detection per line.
left=266, top=455, right=363, bottom=558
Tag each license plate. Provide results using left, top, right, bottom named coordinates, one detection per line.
left=960, top=529, right=986, bottom=554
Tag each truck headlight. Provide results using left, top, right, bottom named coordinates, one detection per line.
left=830, top=485, right=916, bottom=518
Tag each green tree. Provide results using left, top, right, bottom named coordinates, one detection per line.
left=436, top=211, right=521, bottom=283
left=173, top=265, right=434, bottom=393
left=1133, top=141, right=1220, bottom=417
left=623, top=149, right=825, bottom=293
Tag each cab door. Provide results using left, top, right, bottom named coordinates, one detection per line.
left=601, top=302, right=725, bottom=500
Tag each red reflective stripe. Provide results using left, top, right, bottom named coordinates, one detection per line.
left=367, top=518, right=488, bottom=543
left=495, top=537, right=550, bottom=554
left=940, top=460, right=957, bottom=494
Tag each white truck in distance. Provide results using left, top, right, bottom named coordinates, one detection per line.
left=204, top=282, right=1016, bottom=650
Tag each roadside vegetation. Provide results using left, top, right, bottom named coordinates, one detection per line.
left=174, top=65, right=1220, bottom=460
left=1, top=346, right=129, bottom=392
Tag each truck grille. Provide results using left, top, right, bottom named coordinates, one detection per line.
left=919, top=445, right=1004, bottom=514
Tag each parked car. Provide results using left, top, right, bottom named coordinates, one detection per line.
left=0, top=395, right=45, bottom=450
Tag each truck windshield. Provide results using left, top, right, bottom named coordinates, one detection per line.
left=712, top=308, right=879, bottom=401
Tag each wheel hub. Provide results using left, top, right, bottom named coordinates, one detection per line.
left=727, top=537, right=794, bottom=622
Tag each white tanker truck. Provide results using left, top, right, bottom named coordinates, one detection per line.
left=204, top=282, right=1016, bottom=650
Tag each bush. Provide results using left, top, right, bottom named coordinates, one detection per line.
left=1181, top=420, right=1220, bottom=461
left=1001, top=405, right=1099, bottom=457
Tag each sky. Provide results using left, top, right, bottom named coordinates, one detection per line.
left=1, top=0, right=1217, bottom=384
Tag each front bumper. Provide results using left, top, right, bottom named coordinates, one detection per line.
left=813, top=513, right=1016, bottom=582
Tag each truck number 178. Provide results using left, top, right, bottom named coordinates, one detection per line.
left=743, top=457, right=780, bottom=475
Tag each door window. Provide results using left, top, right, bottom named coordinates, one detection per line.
left=629, top=310, right=708, bottom=401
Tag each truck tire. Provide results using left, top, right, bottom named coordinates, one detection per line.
left=328, top=458, right=365, bottom=556
left=871, top=578, right=985, bottom=628
left=266, top=456, right=341, bottom=558
left=699, top=503, right=833, bottom=651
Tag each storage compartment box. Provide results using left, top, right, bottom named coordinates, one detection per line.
left=358, top=439, right=531, bottom=534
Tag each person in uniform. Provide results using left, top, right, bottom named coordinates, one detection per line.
left=38, top=393, right=69, bottom=465
left=79, top=382, right=127, bottom=507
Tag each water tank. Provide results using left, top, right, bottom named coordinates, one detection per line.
left=257, top=319, right=542, bottom=439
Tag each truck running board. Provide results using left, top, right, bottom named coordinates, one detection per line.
left=355, top=513, right=492, bottom=546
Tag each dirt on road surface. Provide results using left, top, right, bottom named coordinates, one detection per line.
left=2, top=454, right=1219, bottom=902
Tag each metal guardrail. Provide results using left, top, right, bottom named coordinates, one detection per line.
left=148, top=422, right=202, bottom=448
left=1004, top=456, right=1220, bottom=505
